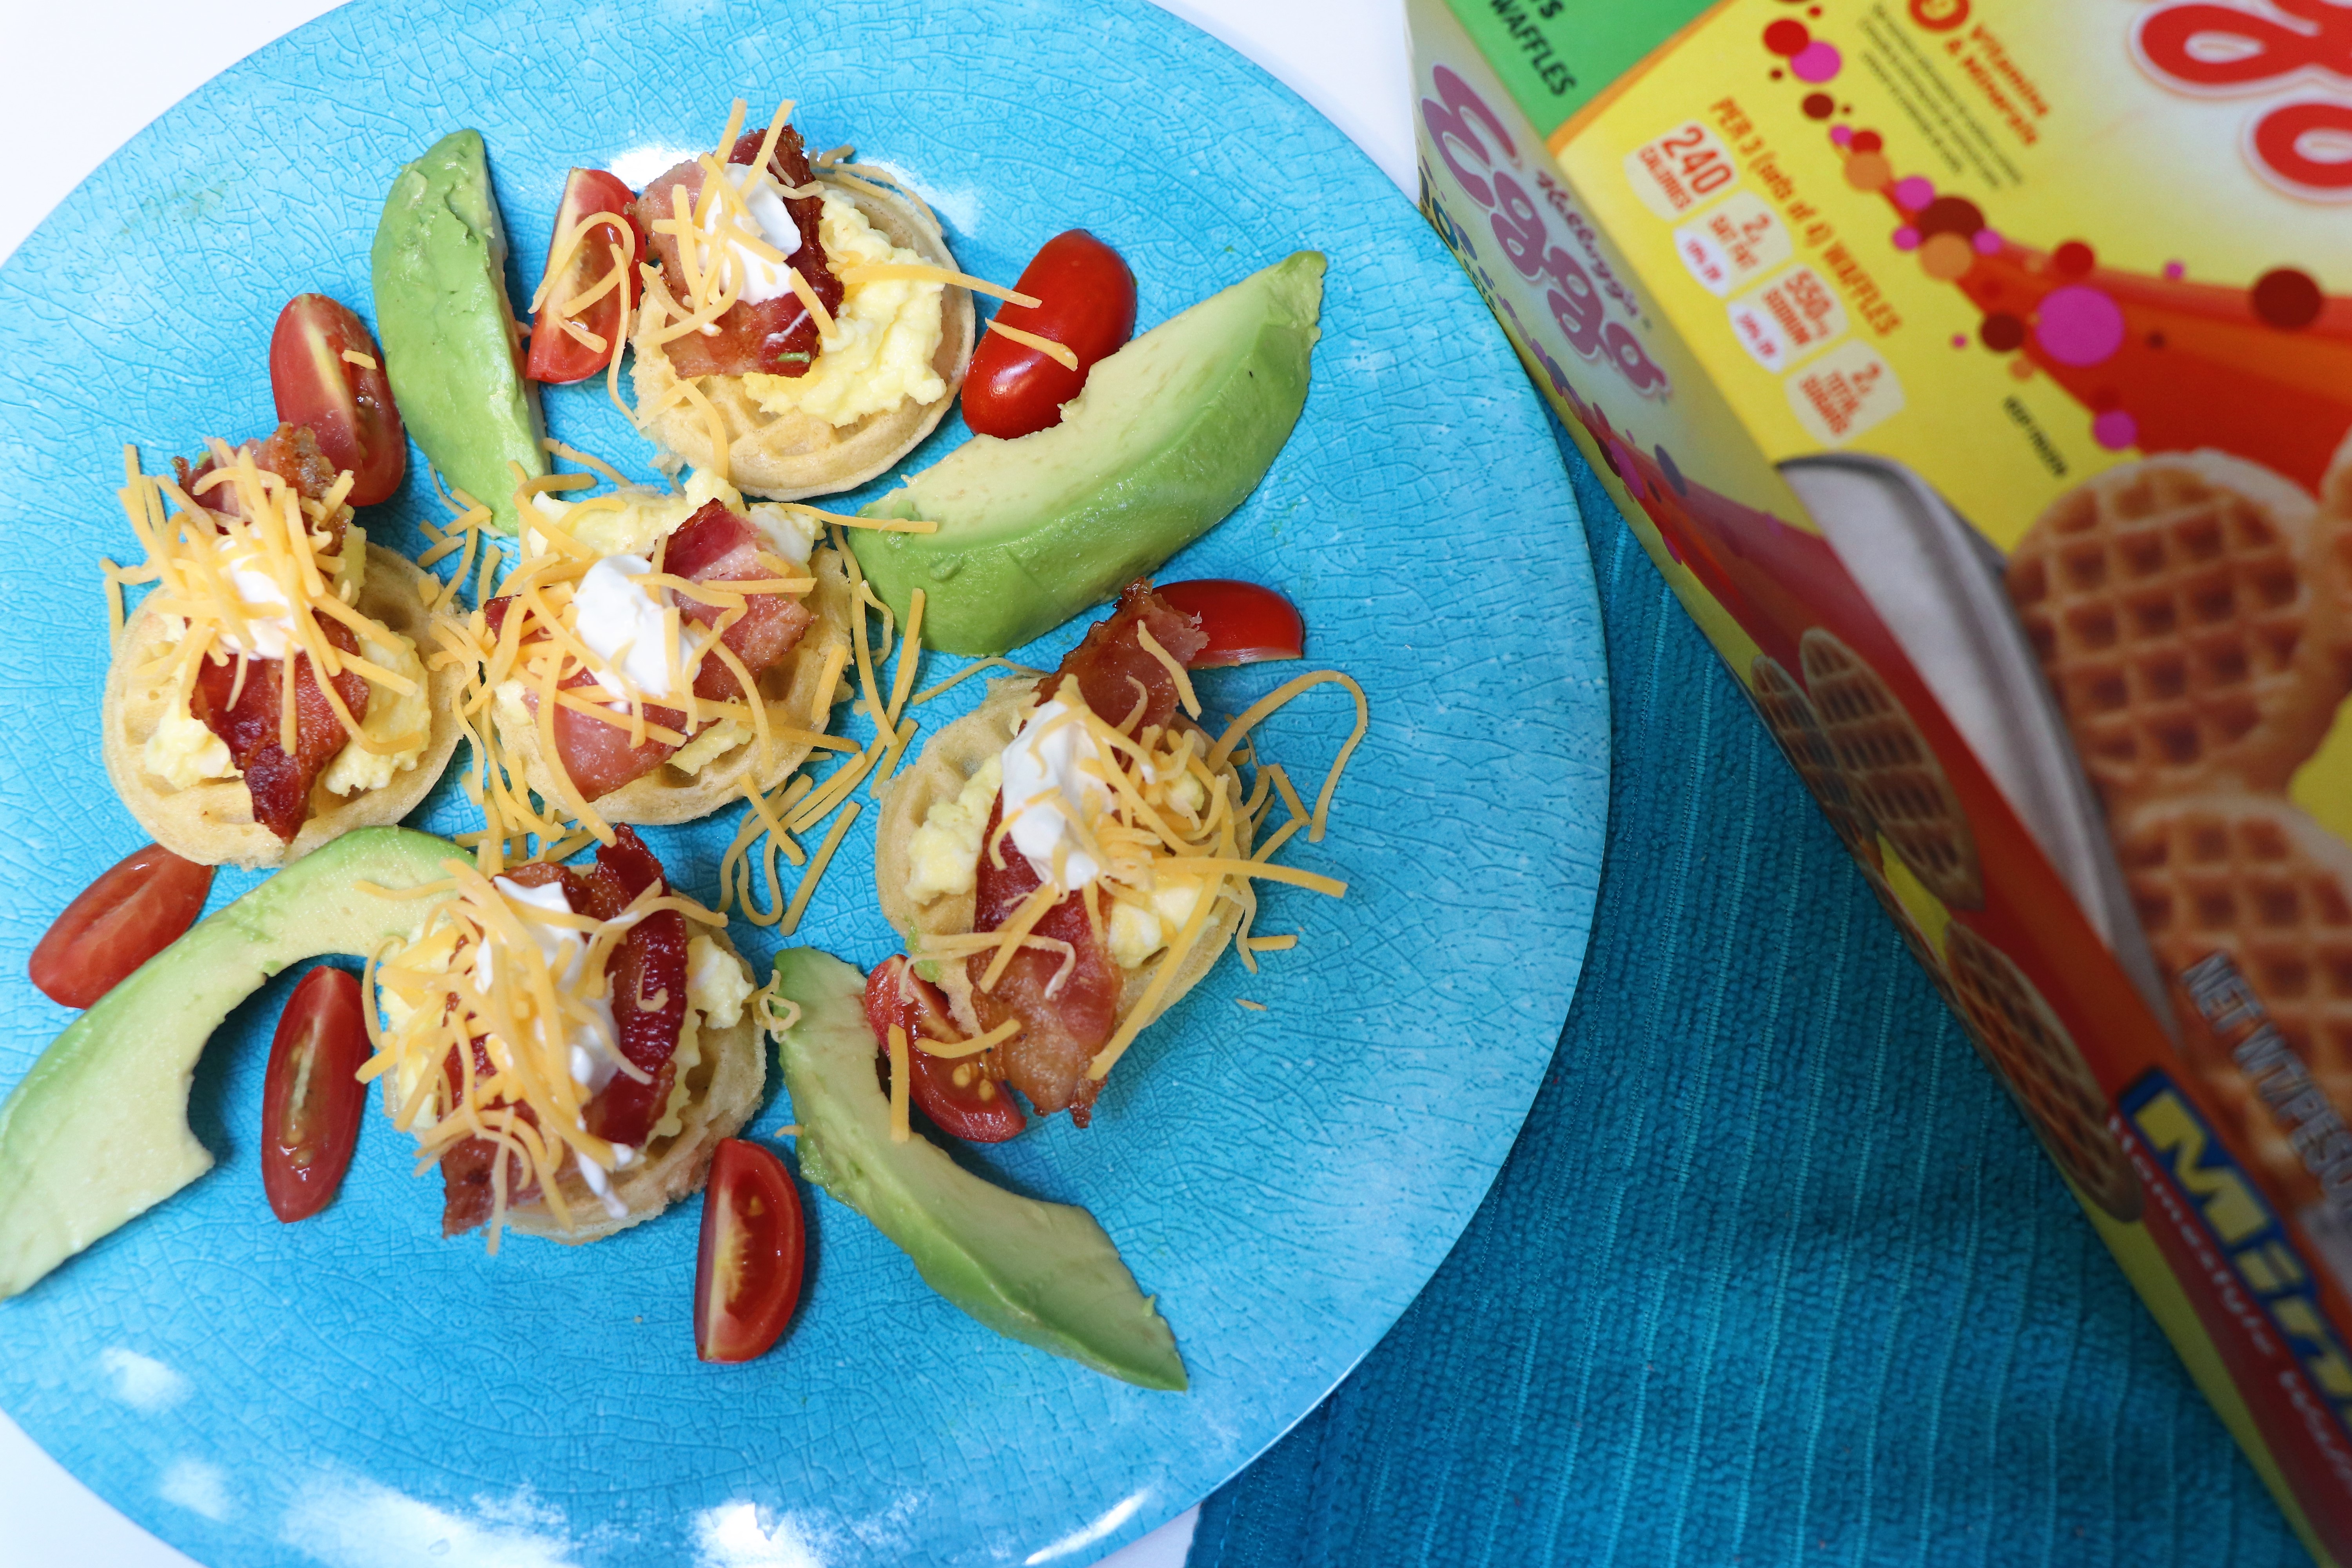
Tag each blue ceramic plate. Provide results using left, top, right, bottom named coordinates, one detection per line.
left=0, top=1, right=1606, bottom=1563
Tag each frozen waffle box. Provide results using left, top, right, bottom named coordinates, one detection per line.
left=1403, top=0, right=2352, bottom=1553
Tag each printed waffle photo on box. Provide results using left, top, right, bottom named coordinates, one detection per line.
left=1405, top=0, right=2352, bottom=1557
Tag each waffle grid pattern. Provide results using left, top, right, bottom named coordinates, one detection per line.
left=1798, top=628, right=1983, bottom=909
left=1942, top=923, right=2143, bottom=1221
left=2007, top=455, right=2323, bottom=808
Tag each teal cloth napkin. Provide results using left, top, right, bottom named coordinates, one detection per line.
left=1186, top=428, right=2309, bottom=1568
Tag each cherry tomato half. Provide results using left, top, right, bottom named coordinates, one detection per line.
left=864, top=956, right=1028, bottom=1143
left=269, top=294, right=406, bottom=506
left=260, top=965, right=371, bottom=1223
left=29, top=844, right=213, bottom=1009
left=962, top=229, right=1137, bottom=440
left=1156, top=580, right=1306, bottom=668
left=694, top=1139, right=806, bottom=1363
left=526, top=169, right=646, bottom=385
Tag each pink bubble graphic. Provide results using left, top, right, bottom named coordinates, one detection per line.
left=1830, top=124, right=1854, bottom=147
left=2092, top=410, right=2139, bottom=450
left=2036, top=286, right=2127, bottom=367
left=1973, top=228, right=2004, bottom=254
left=1892, top=226, right=1921, bottom=250
left=1892, top=176, right=1935, bottom=211
left=1791, top=41, right=1842, bottom=82
left=1952, top=334, right=1969, bottom=348
left=2163, top=260, right=2186, bottom=280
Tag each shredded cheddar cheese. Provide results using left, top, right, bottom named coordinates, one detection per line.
left=903, top=653, right=1372, bottom=1087
left=107, top=441, right=426, bottom=785
left=430, top=448, right=841, bottom=873
left=361, top=857, right=728, bottom=1248
left=981, top=319, right=1081, bottom=372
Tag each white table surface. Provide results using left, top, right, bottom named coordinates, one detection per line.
left=0, top=1, right=1413, bottom=1563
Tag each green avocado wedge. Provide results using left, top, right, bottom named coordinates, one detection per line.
left=0, top=829, right=461, bottom=1300
left=370, top=129, right=547, bottom=535
left=770, top=947, right=1187, bottom=1391
left=855, top=251, right=1325, bottom=655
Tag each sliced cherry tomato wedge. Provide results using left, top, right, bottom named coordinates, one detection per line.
left=260, top=965, right=370, bottom=1223
left=1155, top=580, right=1305, bottom=668
left=962, top=229, right=1136, bottom=440
left=694, top=1139, right=806, bottom=1363
left=526, top=169, right=646, bottom=385
left=864, top=956, right=1028, bottom=1143
left=268, top=294, right=405, bottom=506
left=29, top=844, right=213, bottom=1009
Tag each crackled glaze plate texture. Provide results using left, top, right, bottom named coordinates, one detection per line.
left=0, top=1, right=1606, bottom=1563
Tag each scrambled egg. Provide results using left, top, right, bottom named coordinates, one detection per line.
left=905, top=754, right=1002, bottom=904
left=1107, top=876, right=1207, bottom=970
left=524, top=469, right=744, bottom=560
left=902, top=738, right=1214, bottom=971
left=141, top=528, right=433, bottom=795
left=686, top=935, right=754, bottom=1027
left=739, top=192, right=946, bottom=428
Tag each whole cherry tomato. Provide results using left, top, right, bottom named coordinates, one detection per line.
left=260, top=965, right=370, bottom=1223
left=962, top=230, right=1137, bottom=439
left=269, top=294, right=405, bottom=505
left=694, top=1139, right=806, bottom=1363
left=864, top=956, right=1027, bottom=1143
left=29, top=844, right=213, bottom=1009
left=1156, top=580, right=1305, bottom=667
left=525, top=169, right=646, bottom=385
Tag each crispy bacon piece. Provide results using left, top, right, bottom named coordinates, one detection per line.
left=176, top=424, right=347, bottom=538
left=1047, top=581, right=1208, bottom=736
left=967, top=795, right=1120, bottom=1125
left=175, top=426, right=367, bottom=842
left=665, top=501, right=815, bottom=702
left=439, top=828, right=690, bottom=1232
left=190, top=619, right=369, bottom=843
left=961, top=584, right=1210, bottom=1124
left=581, top=828, right=690, bottom=1150
left=486, top=502, right=811, bottom=798
left=635, top=127, right=843, bottom=380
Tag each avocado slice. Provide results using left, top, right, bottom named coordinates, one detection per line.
left=371, top=129, right=547, bottom=535
left=855, top=251, right=1325, bottom=655
left=771, top=947, right=1186, bottom=1390
left=0, top=829, right=461, bottom=1299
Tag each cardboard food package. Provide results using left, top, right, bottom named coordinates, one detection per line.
left=1403, top=0, right=2352, bottom=1554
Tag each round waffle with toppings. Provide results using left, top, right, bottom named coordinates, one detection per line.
left=1798, top=628, right=1981, bottom=909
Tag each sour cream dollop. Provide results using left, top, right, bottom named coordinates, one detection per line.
left=696, top=166, right=807, bottom=307
left=998, top=698, right=1113, bottom=890
left=572, top=554, right=693, bottom=706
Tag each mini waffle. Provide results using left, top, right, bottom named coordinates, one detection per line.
left=2115, top=793, right=2352, bottom=1108
left=1798, top=628, right=1982, bottom=908
left=2006, top=452, right=2334, bottom=809
left=1750, top=655, right=1879, bottom=869
left=1942, top=922, right=2143, bottom=1220
left=2306, top=430, right=2352, bottom=701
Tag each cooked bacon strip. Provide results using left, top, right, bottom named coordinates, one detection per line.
left=485, top=501, right=810, bottom=798
left=1047, top=581, right=1209, bottom=735
left=635, top=126, right=842, bottom=379
left=176, top=424, right=345, bottom=535
left=666, top=501, right=815, bottom=701
left=190, top=618, right=369, bottom=842
left=962, top=584, right=1210, bottom=1124
left=967, top=795, right=1120, bottom=1125
left=580, top=828, right=690, bottom=1149
left=438, top=828, right=690, bottom=1232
